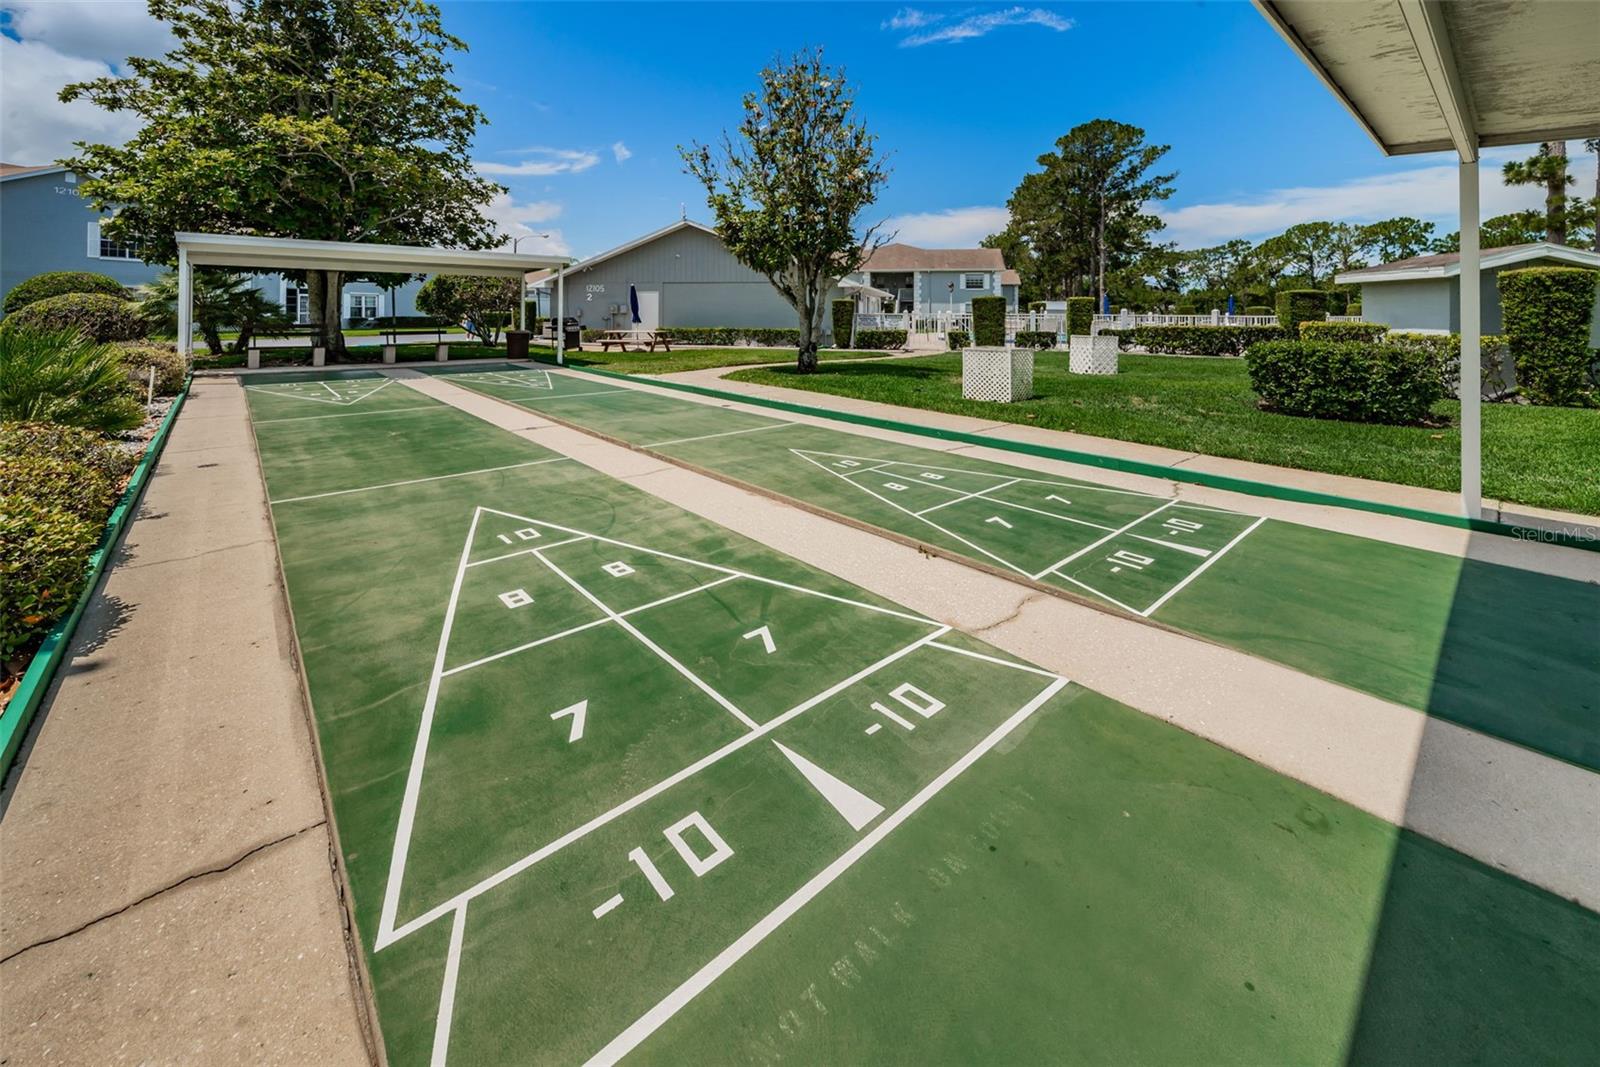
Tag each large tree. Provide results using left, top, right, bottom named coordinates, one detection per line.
left=1358, top=216, right=1436, bottom=262
left=1502, top=141, right=1574, bottom=244
left=61, top=0, right=502, bottom=356
left=682, top=49, right=889, bottom=373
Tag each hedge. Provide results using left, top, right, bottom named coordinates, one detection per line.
left=947, top=329, right=971, bottom=350
left=852, top=328, right=907, bottom=350
left=1066, top=296, right=1094, bottom=337
left=1298, top=321, right=1390, bottom=344
left=3, top=271, right=127, bottom=315
left=830, top=299, right=855, bottom=348
left=1498, top=266, right=1598, bottom=406
left=3, top=292, right=145, bottom=343
left=1013, top=331, right=1057, bottom=349
left=354, top=314, right=453, bottom=330
left=1274, top=290, right=1327, bottom=338
left=1244, top=305, right=1272, bottom=315
left=653, top=327, right=804, bottom=347
left=1346, top=301, right=1362, bottom=316
left=1244, top=340, right=1450, bottom=424
left=115, top=341, right=186, bottom=395
left=1174, top=303, right=1197, bottom=315
left=972, top=295, right=1006, bottom=346
left=1387, top=331, right=1508, bottom=398
left=1129, top=324, right=1285, bottom=357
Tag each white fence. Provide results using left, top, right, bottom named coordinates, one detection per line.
left=912, top=311, right=1065, bottom=336
left=854, top=312, right=912, bottom=330
left=1092, top=312, right=1281, bottom=328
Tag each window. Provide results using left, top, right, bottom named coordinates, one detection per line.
left=285, top=285, right=310, bottom=325
left=962, top=272, right=986, bottom=291
left=348, top=293, right=380, bottom=320
left=88, top=220, right=140, bottom=260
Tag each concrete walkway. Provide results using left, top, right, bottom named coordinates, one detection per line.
left=0, top=380, right=372, bottom=1065
left=394, top=368, right=1600, bottom=911
left=655, top=364, right=1600, bottom=542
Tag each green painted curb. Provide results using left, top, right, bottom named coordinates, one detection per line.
left=535, top=357, right=1599, bottom=554
left=0, top=381, right=192, bottom=781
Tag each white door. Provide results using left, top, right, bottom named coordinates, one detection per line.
left=636, top=289, right=660, bottom=330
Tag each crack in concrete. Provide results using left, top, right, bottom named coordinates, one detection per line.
left=972, top=592, right=1050, bottom=635
left=0, top=820, right=326, bottom=966
left=120, top=538, right=272, bottom=570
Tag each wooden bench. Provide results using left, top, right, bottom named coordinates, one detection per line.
left=598, top=330, right=673, bottom=353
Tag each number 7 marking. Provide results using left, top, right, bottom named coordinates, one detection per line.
left=551, top=699, right=588, bottom=742
left=742, top=625, right=776, bottom=654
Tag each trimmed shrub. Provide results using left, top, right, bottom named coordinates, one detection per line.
left=115, top=342, right=186, bottom=396
left=1174, top=303, right=1197, bottom=316
left=1298, top=321, right=1390, bottom=344
left=3, top=271, right=127, bottom=315
left=1274, top=290, right=1327, bottom=338
left=1066, top=296, right=1095, bottom=338
left=1129, top=324, right=1285, bottom=357
left=1099, top=327, right=1134, bottom=351
left=1, top=494, right=100, bottom=661
left=1387, top=332, right=1509, bottom=397
left=1244, top=340, right=1449, bottom=424
left=1013, top=331, right=1057, bottom=349
left=947, top=329, right=971, bottom=350
left=654, top=327, right=804, bottom=347
left=971, top=296, right=1006, bottom=346
left=1244, top=305, right=1272, bottom=315
left=1028, top=301, right=1047, bottom=313
left=830, top=299, right=855, bottom=349
left=852, top=328, right=907, bottom=350
left=0, top=327, right=144, bottom=432
left=1498, top=266, right=1599, bottom=406
left=3, top=292, right=145, bottom=343
left=1346, top=301, right=1362, bottom=316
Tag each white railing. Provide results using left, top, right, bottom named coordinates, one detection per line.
left=855, top=312, right=912, bottom=330
left=1326, top=315, right=1366, bottom=322
left=911, top=310, right=1064, bottom=336
left=1092, top=313, right=1280, bottom=328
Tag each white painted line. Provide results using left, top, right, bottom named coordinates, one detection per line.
left=246, top=378, right=394, bottom=407
left=643, top=422, right=793, bottom=449
left=535, top=552, right=761, bottom=731
left=792, top=448, right=1165, bottom=499
left=1029, top=499, right=1178, bottom=580
left=773, top=741, right=884, bottom=831
left=430, top=905, right=467, bottom=1067
left=585, top=675, right=1071, bottom=1066
left=511, top=388, right=628, bottom=401
left=1140, top=517, right=1267, bottom=617
left=1129, top=533, right=1211, bottom=558
left=380, top=625, right=951, bottom=946
left=255, top=405, right=449, bottom=425
left=439, top=618, right=613, bottom=678
left=924, top=640, right=1062, bottom=679
left=320, top=381, right=343, bottom=400
left=1052, top=573, right=1148, bottom=616
left=914, top=478, right=1021, bottom=516
left=270, top=458, right=569, bottom=505
left=592, top=893, right=625, bottom=919
left=465, top=535, right=589, bottom=568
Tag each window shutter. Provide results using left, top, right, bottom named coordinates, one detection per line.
left=87, top=220, right=99, bottom=258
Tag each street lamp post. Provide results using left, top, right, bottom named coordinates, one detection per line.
left=509, top=233, right=551, bottom=332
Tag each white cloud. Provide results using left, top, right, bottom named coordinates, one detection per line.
left=882, top=205, right=1011, bottom=247
left=475, top=147, right=600, bottom=176
left=898, top=7, right=1071, bottom=47
left=611, top=141, right=632, bottom=164
left=882, top=7, right=937, bottom=31
left=1156, top=147, right=1600, bottom=247
left=2, top=0, right=175, bottom=66
left=0, top=36, right=143, bottom=163
left=483, top=191, right=570, bottom=254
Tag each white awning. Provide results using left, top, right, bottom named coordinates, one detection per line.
left=1254, top=0, right=1600, bottom=161
left=174, top=232, right=569, bottom=277
left=839, top=279, right=895, bottom=300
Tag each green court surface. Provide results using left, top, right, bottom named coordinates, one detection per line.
left=243, top=371, right=1597, bottom=1065
left=427, top=363, right=1600, bottom=774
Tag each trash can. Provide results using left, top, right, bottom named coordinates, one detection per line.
left=505, top=330, right=530, bottom=360
left=562, top=318, right=582, bottom=351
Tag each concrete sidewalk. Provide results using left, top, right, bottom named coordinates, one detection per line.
left=0, top=380, right=372, bottom=1065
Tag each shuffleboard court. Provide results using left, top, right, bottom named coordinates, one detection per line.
left=427, top=363, right=1600, bottom=773
left=243, top=370, right=1598, bottom=1065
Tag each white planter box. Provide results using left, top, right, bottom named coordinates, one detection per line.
left=1068, top=334, right=1118, bottom=375
left=961, top=347, right=1034, bottom=402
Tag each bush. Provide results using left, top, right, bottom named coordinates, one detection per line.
left=4, top=292, right=145, bottom=343
left=1028, top=301, right=1047, bottom=313
left=0, top=494, right=100, bottom=662
left=3, top=271, right=127, bottom=315
left=355, top=314, right=453, bottom=330
left=1498, top=266, right=1598, bottom=406
left=417, top=274, right=521, bottom=345
left=1013, top=331, right=1057, bottom=349
left=654, top=327, right=803, bottom=347
left=1387, top=332, right=1509, bottom=397
left=115, top=342, right=186, bottom=396
left=1347, top=301, right=1362, bottom=316
left=1244, top=305, right=1272, bottom=315
left=1099, top=327, right=1133, bottom=351
left=0, top=455, right=119, bottom=524
left=971, top=296, right=1006, bottom=346
left=830, top=299, right=855, bottom=349
left=947, top=329, right=971, bottom=350
left=0, top=327, right=144, bottom=431
left=1274, top=290, right=1327, bottom=338
left=1128, top=324, right=1285, bottom=357
left=1298, top=321, right=1390, bottom=343
left=1174, top=303, right=1197, bottom=316
left=852, top=328, right=907, bottom=350
left=1066, top=296, right=1094, bottom=338
left=0, top=421, right=138, bottom=482
left=1244, top=340, right=1449, bottom=424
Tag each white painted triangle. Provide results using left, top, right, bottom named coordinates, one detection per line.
left=773, top=741, right=884, bottom=831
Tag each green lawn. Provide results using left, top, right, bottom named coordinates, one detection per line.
left=537, top=345, right=895, bottom=376
left=727, top=353, right=1600, bottom=515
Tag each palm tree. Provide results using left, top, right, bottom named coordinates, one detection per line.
left=134, top=271, right=287, bottom=355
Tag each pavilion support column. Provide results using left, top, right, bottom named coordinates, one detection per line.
left=556, top=267, right=566, bottom=366
left=177, top=248, right=193, bottom=364
left=1459, top=159, right=1482, bottom=519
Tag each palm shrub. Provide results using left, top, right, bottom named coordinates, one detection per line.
left=3, top=271, right=127, bottom=315
left=1497, top=266, right=1598, bottom=405
left=971, top=296, right=1006, bottom=346
left=0, top=327, right=145, bottom=431
left=831, top=299, right=855, bottom=348
left=134, top=270, right=287, bottom=354
left=4, top=292, right=145, bottom=343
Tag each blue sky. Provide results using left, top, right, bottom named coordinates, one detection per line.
left=4, top=1, right=1592, bottom=259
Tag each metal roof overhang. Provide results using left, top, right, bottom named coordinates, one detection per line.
left=175, top=232, right=569, bottom=277
left=1253, top=0, right=1600, bottom=162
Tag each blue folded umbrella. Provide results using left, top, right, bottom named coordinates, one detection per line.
left=629, top=284, right=641, bottom=325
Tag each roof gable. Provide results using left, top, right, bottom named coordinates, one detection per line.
left=1335, top=242, right=1600, bottom=284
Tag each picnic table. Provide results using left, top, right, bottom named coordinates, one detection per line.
left=597, top=329, right=673, bottom=353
